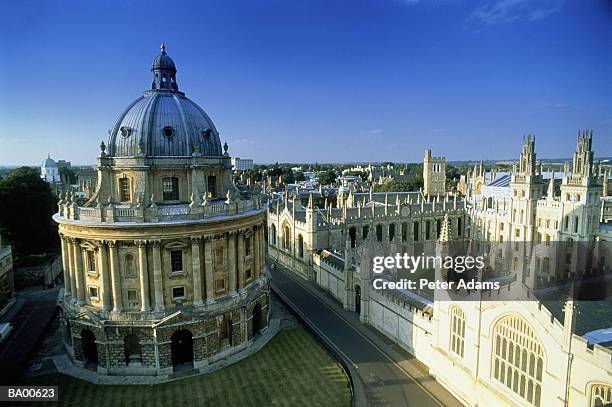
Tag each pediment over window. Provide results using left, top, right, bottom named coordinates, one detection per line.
left=163, top=240, right=189, bottom=250
left=74, top=310, right=104, bottom=328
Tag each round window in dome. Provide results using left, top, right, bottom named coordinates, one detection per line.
left=120, top=127, right=132, bottom=138
left=163, top=126, right=174, bottom=139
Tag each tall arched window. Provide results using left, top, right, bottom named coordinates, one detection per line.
left=389, top=223, right=395, bottom=241
left=591, top=384, right=612, bottom=407
left=349, top=227, right=356, bottom=248
left=298, top=234, right=304, bottom=258
left=450, top=306, right=465, bottom=358
left=283, top=224, right=291, bottom=250
left=271, top=224, right=277, bottom=245
left=376, top=224, right=383, bottom=242
left=492, top=315, right=544, bottom=407
left=362, top=225, right=369, bottom=240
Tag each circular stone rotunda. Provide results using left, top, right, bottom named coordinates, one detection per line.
left=54, top=44, right=269, bottom=375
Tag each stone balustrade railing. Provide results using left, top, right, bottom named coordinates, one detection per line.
left=58, top=197, right=264, bottom=223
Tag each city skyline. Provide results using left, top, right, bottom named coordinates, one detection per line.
left=0, top=0, right=609, bottom=165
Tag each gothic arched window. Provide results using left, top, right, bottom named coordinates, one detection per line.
left=271, top=224, right=277, bottom=245
left=450, top=306, right=465, bottom=358
left=298, top=234, right=304, bottom=258
left=492, top=315, right=544, bottom=406
left=590, top=383, right=612, bottom=407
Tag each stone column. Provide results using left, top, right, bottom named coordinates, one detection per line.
left=260, top=226, right=265, bottom=275
left=253, top=226, right=260, bottom=279
left=152, top=240, right=164, bottom=311
left=191, top=237, right=204, bottom=306
left=72, top=239, right=85, bottom=304
left=204, top=236, right=214, bottom=303
left=237, top=230, right=245, bottom=290
left=66, top=239, right=77, bottom=302
left=60, top=236, right=71, bottom=298
left=137, top=240, right=151, bottom=312
left=98, top=241, right=111, bottom=311
left=108, top=241, right=123, bottom=312
left=227, top=231, right=237, bottom=294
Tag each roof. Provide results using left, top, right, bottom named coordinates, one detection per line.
left=42, top=155, right=57, bottom=168
left=106, top=45, right=222, bottom=158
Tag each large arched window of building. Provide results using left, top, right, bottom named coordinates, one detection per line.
left=492, top=314, right=544, bottom=407
left=590, top=383, right=612, bottom=407
left=282, top=224, right=291, bottom=250
left=162, top=177, right=179, bottom=201
left=298, top=234, right=304, bottom=258
left=401, top=222, right=407, bottom=242
left=389, top=223, right=395, bottom=241
left=270, top=224, right=277, bottom=246
left=450, top=306, right=465, bottom=358
left=362, top=225, right=369, bottom=240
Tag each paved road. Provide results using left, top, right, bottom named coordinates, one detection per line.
left=0, top=288, right=59, bottom=384
left=270, top=265, right=462, bottom=407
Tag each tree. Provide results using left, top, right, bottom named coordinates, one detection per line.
left=58, top=166, right=77, bottom=185
left=0, top=167, right=59, bottom=255
left=318, top=170, right=337, bottom=186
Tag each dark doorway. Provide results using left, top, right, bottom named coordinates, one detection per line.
left=81, top=329, right=98, bottom=368
left=171, top=330, right=194, bottom=368
left=355, top=285, right=361, bottom=315
left=124, top=334, right=141, bottom=366
left=252, top=303, right=262, bottom=338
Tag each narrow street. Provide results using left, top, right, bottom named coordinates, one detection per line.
left=270, top=264, right=463, bottom=407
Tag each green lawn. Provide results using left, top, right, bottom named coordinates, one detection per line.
left=23, top=328, right=352, bottom=407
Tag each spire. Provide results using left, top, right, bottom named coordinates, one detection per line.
left=547, top=172, right=555, bottom=200
left=438, top=214, right=451, bottom=242
left=307, top=193, right=313, bottom=209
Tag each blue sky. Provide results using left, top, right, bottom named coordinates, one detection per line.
left=0, top=0, right=609, bottom=165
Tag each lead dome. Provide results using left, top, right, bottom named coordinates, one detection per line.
left=106, top=44, right=222, bottom=158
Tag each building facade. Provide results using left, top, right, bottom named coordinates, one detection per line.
left=231, top=157, right=254, bottom=171
left=0, top=236, right=15, bottom=317
left=268, top=132, right=612, bottom=407
left=54, top=45, right=269, bottom=376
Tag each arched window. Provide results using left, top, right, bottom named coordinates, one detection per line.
left=162, top=177, right=179, bottom=201
left=362, top=225, right=369, bottom=240
left=376, top=224, right=383, bottom=242
left=590, top=383, right=612, bottom=407
left=457, top=218, right=462, bottom=237
left=271, top=224, right=277, bottom=245
left=298, top=234, right=304, bottom=258
left=349, top=227, right=356, bottom=248
left=283, top=224, right=291, bottom=250
left=401, top=222, right=407, bottom=242
left=389, top=223, right=395, bottom=241
left=492, top=315, right=544, bottom=406
left=119, top=177, right=131, bottom=202
left=125, top=254, right=135, bottom=277
left=450, top=306, right=465, bottom=358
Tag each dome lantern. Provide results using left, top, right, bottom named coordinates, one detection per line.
left=151, top=43, right=178, bottom=91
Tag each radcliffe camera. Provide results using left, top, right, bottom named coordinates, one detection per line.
left=0, top=1, right=610, bottom=407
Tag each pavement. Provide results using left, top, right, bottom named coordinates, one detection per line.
left=0, top=287, right=60, bottom=385
left=270, top=263, right=463, bottom=407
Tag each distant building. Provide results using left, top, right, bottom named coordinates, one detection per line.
left=41, top=154, right=63, bottom=192
left=0, top=236, right=15, bottom=316
left=232, top=157, right=254, bottom=171
left=56, top=160, right=71, bottom=169
left=423, top=149, right=446, bottom=196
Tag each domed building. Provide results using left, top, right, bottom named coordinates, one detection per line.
left=54, top=44, right=268, bottom=375
left=41, top=154, right=62, bottom=191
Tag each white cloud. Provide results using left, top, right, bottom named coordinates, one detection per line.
left=469, top=0, right=563, bottom=25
